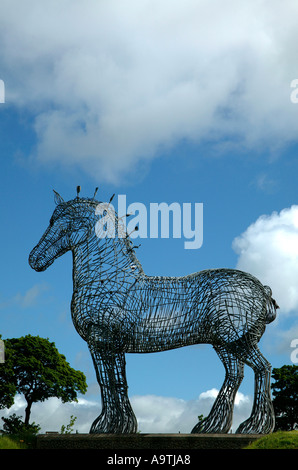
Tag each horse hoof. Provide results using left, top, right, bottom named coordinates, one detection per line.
left=235, top=418, right=273, bottom=435
left=89, top=414, right=138, bottom=434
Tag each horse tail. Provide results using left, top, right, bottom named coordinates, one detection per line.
left=264, top=285, right=279, bottom=324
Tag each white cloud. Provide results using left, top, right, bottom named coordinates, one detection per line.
left=232, top=205, right=298, bottom=314
left=0, top=283, right=49, bottom=310
left=0, top=391, right=252, bottom=434
left=0, top=395, right=100, bottom=434
left=1, top=0, right=298, bottom=182
left=254, top=173, right=278, bottom=194
left=13, top=283, right=49, bottom=308
left=262, top=321, right=298, bottom=359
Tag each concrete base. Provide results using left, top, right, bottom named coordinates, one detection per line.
left=36, top=433, right=262, bottom=450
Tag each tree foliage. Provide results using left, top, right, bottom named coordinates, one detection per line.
left=60, top=415, right=77, bottom=434
left=271, top=365, right=298, bottom=431
left=0, top=335, right=87, bottom=425
left=1, top=413, right=40, bottom=435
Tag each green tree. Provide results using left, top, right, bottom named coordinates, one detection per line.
left=0, top=335, right=87, bottom=426
left=60, top=414, right=77, bottom=434
left=271, top=365, right=298, bottom=431
left=0, top=334, right=16, bottom=409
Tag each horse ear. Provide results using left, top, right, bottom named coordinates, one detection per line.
left=53, top=190, right=64, bottom=205
left=92, top=187, right=99, bottom=200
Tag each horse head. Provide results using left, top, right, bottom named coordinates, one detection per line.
left=29, top=189, right=98, bottom=272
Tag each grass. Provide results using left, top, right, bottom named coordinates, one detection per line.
left=0, top=435, right=26, bottom=449
left=245, top=431, right=298, bottom=449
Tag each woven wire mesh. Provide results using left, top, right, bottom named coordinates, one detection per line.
left=29, top=191, right=278, bottom=434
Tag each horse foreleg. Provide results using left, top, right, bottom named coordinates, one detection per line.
left=88, top=346, right=137, bottom=434
left=191, top=346, right=244, bottom=433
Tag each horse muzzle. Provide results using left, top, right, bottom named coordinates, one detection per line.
left=28, top=247, right=48, bottom=272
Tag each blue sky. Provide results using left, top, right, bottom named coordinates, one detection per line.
left=1, top=0, right=298, bottom=433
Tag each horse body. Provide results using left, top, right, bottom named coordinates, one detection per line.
left=29, top=193, right=278, bottom=434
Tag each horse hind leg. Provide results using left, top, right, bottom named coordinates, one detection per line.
left=191, top=346, right=244, bottom=434
left=236, top=344, right=275, bottom=434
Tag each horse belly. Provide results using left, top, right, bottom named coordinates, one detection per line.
left=127, top=309, right=208, bottom=353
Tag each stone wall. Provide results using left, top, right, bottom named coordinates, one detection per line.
left=37, top=433, right=262, bottom=449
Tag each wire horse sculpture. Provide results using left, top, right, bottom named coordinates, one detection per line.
left=29, top=188, right=278, bottom=434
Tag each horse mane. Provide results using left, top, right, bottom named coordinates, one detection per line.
left=67, top=195, right=145, bottom=275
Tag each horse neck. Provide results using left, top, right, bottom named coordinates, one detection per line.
left=71, top=230, right=144, bottom=290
